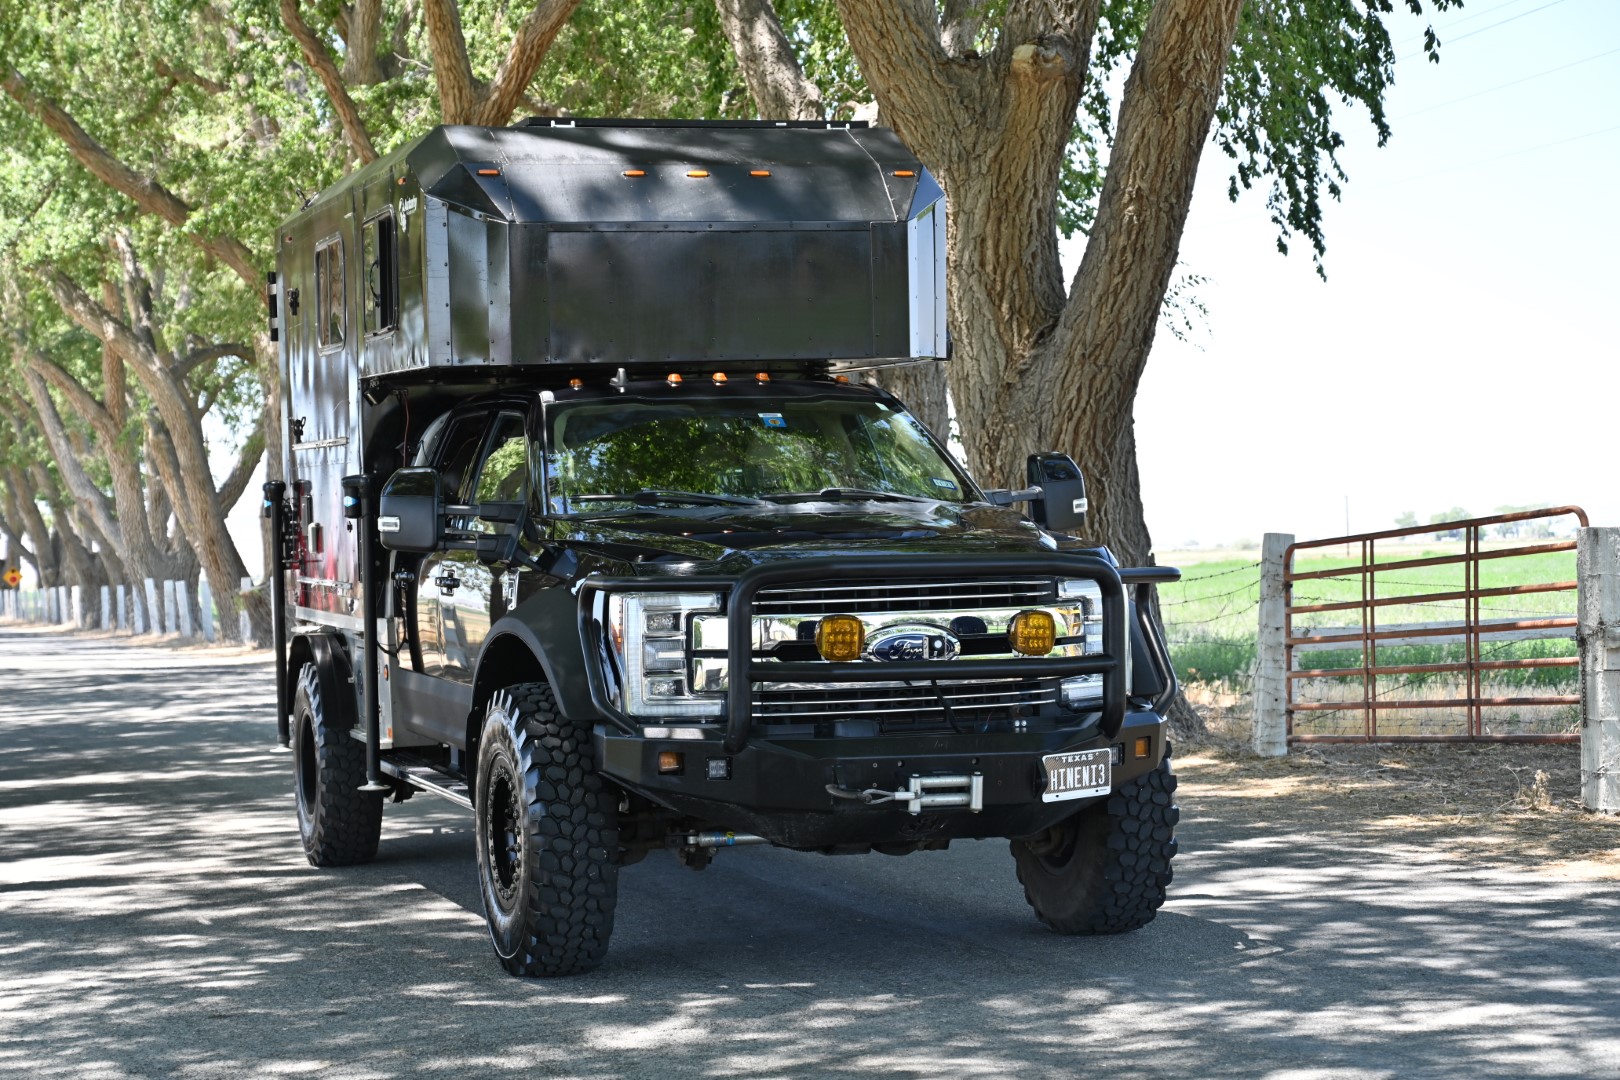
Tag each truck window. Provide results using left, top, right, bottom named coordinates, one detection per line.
left=472, top=412, right=529, bottom=504
left=315, top=237, right=345, bottom=348
left=362, top=213, right=396, bottom=335
left=437, top=414, right=489, bottom=503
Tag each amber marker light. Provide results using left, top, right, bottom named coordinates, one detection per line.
left=1134, top=737, right=1152, bottom=759
left=666, top=373, right=683, bottom=385
left=658, top=751, right=684, bottom=775
left=568, top=378, right=584, bottom=389
left=750, top=170, right=772, bottom=177
left=893, top=169, right=916, bottom=177
left=1008, top=610, right=1057, bottom=656
left=622, top=169, right=646, bottom=178
left=477, top=168, right=500, bottom=176
left=815, top=615, right=865, bottom=663
left=712, top=372, right=728, bottom=383
left=686, top=169, right=710, bottom=178
left=754, top=372, right=770, bottom=382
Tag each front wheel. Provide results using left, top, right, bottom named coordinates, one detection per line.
left=292, top=661, right=383, bottom=867
left=1011, top=755, right=1179, bottom=934
left=475, top=682, right=620, bottom=977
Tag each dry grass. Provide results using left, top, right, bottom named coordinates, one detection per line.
left=1177, top=685, right=1620, bottom=879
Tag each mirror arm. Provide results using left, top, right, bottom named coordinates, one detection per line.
left=986, top=485, right=1043, bottom=507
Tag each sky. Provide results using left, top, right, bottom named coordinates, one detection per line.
left=207, top=0, right=1620, bottom=580
left=1073, top=0, right=1620, bottom=550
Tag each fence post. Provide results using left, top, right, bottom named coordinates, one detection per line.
left=143, top=578, right=159, bottom=635
left=199, top=576, right=215, bottom=642
left=1579, top=527, right=1620, bottom=814
left=178, top=581, right=194, bottom=639
left=1253, top=532, right=1295, bottom=758
left=240, top=576, right=254, bottom=644
left=116, top=585, right=127, bottom=631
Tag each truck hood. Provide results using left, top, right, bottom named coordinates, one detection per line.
left=548, top=500, right=1080, bottom=572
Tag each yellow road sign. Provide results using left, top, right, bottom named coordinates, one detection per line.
left=3, top=568, right=20, bottom=588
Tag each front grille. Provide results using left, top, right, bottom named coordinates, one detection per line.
left=752, top=577, right=1056, bottom=617
left=753, top=678, right=1057, bottom=731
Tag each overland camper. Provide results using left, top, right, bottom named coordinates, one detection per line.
left=265, top=118, right=1181, bottom=977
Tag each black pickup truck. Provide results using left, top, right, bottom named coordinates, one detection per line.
left=266, top=119, right=1179, bottom=977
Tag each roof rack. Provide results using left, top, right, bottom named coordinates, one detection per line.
left=514, top=116, right=869, bottom=130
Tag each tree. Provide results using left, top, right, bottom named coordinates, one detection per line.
left=711, top=0, right=1460, bottom=733
left=1394, top=510, right=1418, bottom=529
left=1429, top=508, right=1470, bottom=541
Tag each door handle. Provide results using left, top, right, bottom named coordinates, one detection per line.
left=434, top=571, right=460, bottom=594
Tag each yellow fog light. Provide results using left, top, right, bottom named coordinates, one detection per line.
left=815, top=615, right=865, bottom=662
left=1008, top=610, right=1056, bottom=656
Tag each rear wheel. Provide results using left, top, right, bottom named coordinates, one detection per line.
left=475, top=682, right=620, bottom=977
left=1011, top=755, right=1179, bottom=934
left=293, top=662, right=383, bottom=866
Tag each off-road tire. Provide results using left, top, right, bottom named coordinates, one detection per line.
left=1011, top=754, right=1179, bottom=934
left=293, top=662, right=383, bottom=867
left=475, top=682, right=620, bottom=977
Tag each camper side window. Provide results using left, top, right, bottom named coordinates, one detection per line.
left=362, top=213, right=396, bottom=336
left=315, top=238, right=345, bottom=349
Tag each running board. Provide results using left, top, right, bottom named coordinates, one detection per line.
left=380, top=757, right=472, bottom=810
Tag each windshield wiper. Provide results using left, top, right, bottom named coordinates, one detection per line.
left=571, top=489, right=763, bottom=508
left=758, top=487, right=934, bottom=504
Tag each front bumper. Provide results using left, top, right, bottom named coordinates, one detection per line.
left=595, top=707, right=1168, bottom=849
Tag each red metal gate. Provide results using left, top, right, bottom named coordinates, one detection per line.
left=1285, top=506, right=1587, bottom=743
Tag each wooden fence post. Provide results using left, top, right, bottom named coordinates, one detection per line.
left=199, top=576, right=215, bottom=642
left=177, top=581, right=194, bottom=639
left=1253, top=532, right=1295, bottom=758
left=1579, top=527, right=1620, bottom=814
left=239, top=577, right=254, bottom=644
left=143, top=578, right=159, bottom=635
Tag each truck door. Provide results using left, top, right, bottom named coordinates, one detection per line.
left=436, top=410, right=529, bottom=683
left=415, top=412, right=489, bottom=678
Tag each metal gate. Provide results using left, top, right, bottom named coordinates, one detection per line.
left=1285, top=506, right=1587, bottom=743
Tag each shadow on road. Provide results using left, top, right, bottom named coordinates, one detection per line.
left=2, top=629, right=1618, bottom=1079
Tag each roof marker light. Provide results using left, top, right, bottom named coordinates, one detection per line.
left=477, top=168, right=500, bottom=176
left=755, top=372, right=770, bottom=382
left=834, top=375, right=850, bottom=383
left=622, top=169, right=646, bottom=178
left=686, top=169, right=710, bottom=178
left=568, top=378, right=584, bottom=389
left=667, top=373, right=683, bottom=385
left=893, top=169, right=916, bottom=177
left=750, top=170, right=771, bottom=177
left=712, top=372, right=727, bottom=384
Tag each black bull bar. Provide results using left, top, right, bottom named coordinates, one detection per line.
left=580, top=553, right=1150, bottom=753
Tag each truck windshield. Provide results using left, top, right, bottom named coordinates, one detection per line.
left=546, top=394, right=972, bottom=513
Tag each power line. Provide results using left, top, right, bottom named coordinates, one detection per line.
left=1394, top=45, right=1620, bottom=120
left=1394, top=0, right=1545, bottom=47
left=1376, top=122, right=1620, bottom=187
left=1398, top=0, right=1575, bottom=62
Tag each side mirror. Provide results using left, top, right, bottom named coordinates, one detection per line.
left=1026, top=452, right=1088, bottom=534
left=377, top=467, right=443, bottom=552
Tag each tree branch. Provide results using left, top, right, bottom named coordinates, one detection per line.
left=174, top=342, right=252, bottom=379
left=421, top=0, right=479, bottom=123
left=216, top=410, right=266, bottom=516
left=1, top=68, right=260, bottom=289
left=279, top=0, right=380, bottom=163
left=834, top=0, right=963, bottom=159
left=714, top=0, right=824, bottom=120
left=476, top=0, right=581, bottom=125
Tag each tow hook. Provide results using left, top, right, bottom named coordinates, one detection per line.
left=826, top=773, right=984, bottom=815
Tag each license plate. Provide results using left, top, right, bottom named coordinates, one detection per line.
left=1041, top=749, right=1112, bottom=803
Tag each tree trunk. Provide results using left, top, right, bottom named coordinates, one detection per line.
left=714, top=0, right=824, bottom=120
left=835, top=0, right=1246, bottom=740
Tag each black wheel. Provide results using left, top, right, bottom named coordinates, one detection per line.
left=1011, top=755, right=1179, bottom=934
left=475, top=682, right=620, bottom=977
left=293, top=661, right=383, bottom=867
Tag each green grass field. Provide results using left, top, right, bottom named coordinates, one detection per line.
left=1156, top=543, right=1580, bottom=692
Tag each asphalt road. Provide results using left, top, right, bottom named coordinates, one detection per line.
left=3, top=627, right=1619, bottom=1079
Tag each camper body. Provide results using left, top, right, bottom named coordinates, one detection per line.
left=267, top=119, right=1181, bottom=976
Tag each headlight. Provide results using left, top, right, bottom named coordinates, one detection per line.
left=605, top=592, right=723, bottom=718
left=1058, top=578, right=1111, bottom=707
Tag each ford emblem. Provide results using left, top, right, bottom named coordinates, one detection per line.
left=866, top=623, right=961, bottom=662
